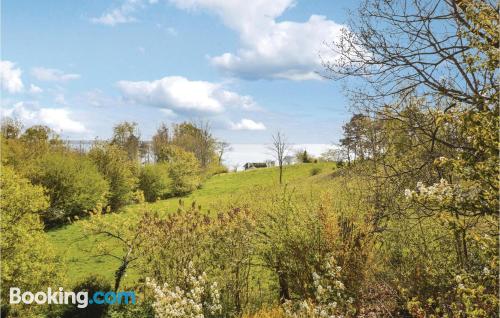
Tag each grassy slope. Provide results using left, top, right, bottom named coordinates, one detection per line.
left=48, top=162, right=335, bottom=286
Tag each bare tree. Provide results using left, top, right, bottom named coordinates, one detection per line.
left=324, top=0, right=498, bottom=113
left=269, top=131, right=289, bottom=184
left=215, top=141, right=232, bottom=165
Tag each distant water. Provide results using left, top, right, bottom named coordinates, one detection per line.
left=223, top=143, right=334, bottom=171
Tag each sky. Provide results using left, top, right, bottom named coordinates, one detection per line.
left=1, top=0, right=357, bottom=146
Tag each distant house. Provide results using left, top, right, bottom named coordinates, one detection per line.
left=243, top=162, right=274, bottom=170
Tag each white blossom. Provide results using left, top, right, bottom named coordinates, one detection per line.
left=146, top=262, right=221, bottom=318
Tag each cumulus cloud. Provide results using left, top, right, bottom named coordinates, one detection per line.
left=117, top=76, right=257, bottom=114
left=91, top=0, right=157, bottom=26
left=31, top=67, right=80, bottom=82
left=169, top=0, right=344, bottom=80
left=230, top=118, right=266, bottom=131
left=0, top=60, right=24, bottom=93
left=2, top=102, right=86, bottom=133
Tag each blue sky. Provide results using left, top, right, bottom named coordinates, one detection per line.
left=1, top=0, right=357, bottom=144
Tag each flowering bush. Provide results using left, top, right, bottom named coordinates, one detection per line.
left=146, top=262, right=222, bottom=318
left=282, top=255, right=355, bottom=318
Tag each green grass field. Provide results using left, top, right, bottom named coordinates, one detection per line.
left=47, top=162, right=336, bottom=287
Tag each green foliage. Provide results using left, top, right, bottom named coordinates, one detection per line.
left=111, top=121, right=141, bottom=161
left=166, top=145, right=201, bottom=196
left=138, top=163, right=171, bottom=202
left=152, top=121, right=219, bottom=170
left=89, top=143, right=139, bottom=210
left=171, top=122, right=216, bottom=168
left=310, top=167, right=322, bottom=176
left=29, top=152, right=109, bottom=225
left=138, top=202, right=255, bottom=315
left=1, top=116, right=23, bottom=139
left=1, top=125, right=66, bottom=171
left=295, top=149, right=313, bottom=163
left=48, top=162, right=335, bottom=286
left=0, top=167, right=63, bottom=316
left=4, top=0, right=497, bottom=316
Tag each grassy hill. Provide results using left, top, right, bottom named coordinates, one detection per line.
left=47, top=162, right=336, bottom=286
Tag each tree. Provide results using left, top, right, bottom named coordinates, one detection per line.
left=295, top=149, right=313, bottom=163
left=1, top=124, right=66, bottom=172
left=138, top=163, right=171, bottom=202
left=152, top=123, right=170, bottom=162
left=215, top=141, right=232, bottom=165
left=172, top=121, right=216, bottom=168
left=339, top=114, right=369, bottom=162
left=325, top=0, right=499, bottom=315
left=89, top=142, right=138, bottom=210
left=269, top=131, right=289, bottom=184
left=324, top=0, right=497, bottom=110
left=167, top=145, right=201, bottom=196
left=1, top=167, right=62, bottom=316
left=111, top=122, right=141, bottom=162
left=320, top=147, right=345, bottom=163
left=84, top=210, right=147, bottom=291
left=1, top=117, right=23, bottom=139
left=29, top=153, right=109, bottom=225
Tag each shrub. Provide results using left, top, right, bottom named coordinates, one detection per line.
left=204, top=157, right=229, bottom=177
left=1, top=167, right=62, bottom=317
left=29, top=153, right=109, bottom=225
left=61, top=275, right=112, bottom=318
left=138, top=164, right=171, bottom=202
left=89, top=143, right=138, bottom=210
left=310, top=167, right=322, bottom=176
left=146, top=263, right=222, bottom=318
left=295, top=149, right=314, bottom=163
left=166, top=145, right=201, bottom=196
left=242, top=307, right=286, bottom=318
left=131, top=189, right=145, bottom=204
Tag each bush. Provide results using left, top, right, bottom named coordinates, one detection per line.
left=61, top=275, right=112, bottom=318
left=89, top=143, right=138, bottom=210
left=30, top=153, right=109, bottom=225
left=310, top=167, right=322, bottom=176
left=295, top=149, right=314, bottom=163
left=166, top=145, right=201, bottom=196
left=1, top=167, right=62, bottom=317
left=138, top=164, right=171, bottom=202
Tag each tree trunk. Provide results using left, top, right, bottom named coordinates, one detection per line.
left=114, top=260, right=128, bottom=291
left=278, top=271, right=290, bottom=302
left=279, top=165, right=283, bottom=184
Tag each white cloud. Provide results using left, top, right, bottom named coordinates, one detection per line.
left=2, top=102, right=86, bottom=133
left=31, top=67, right=80, bottom=82
left=91, top=0, right=157, bottom=26
left=169, top=0, right=344, bottom=80
left=230, top=118, right=266, bottom=131
left=0, top=60, right=24, bottom=93
left=29, top=84, right=43, bottom=94
left=117, top=76, right=257, bottom=114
